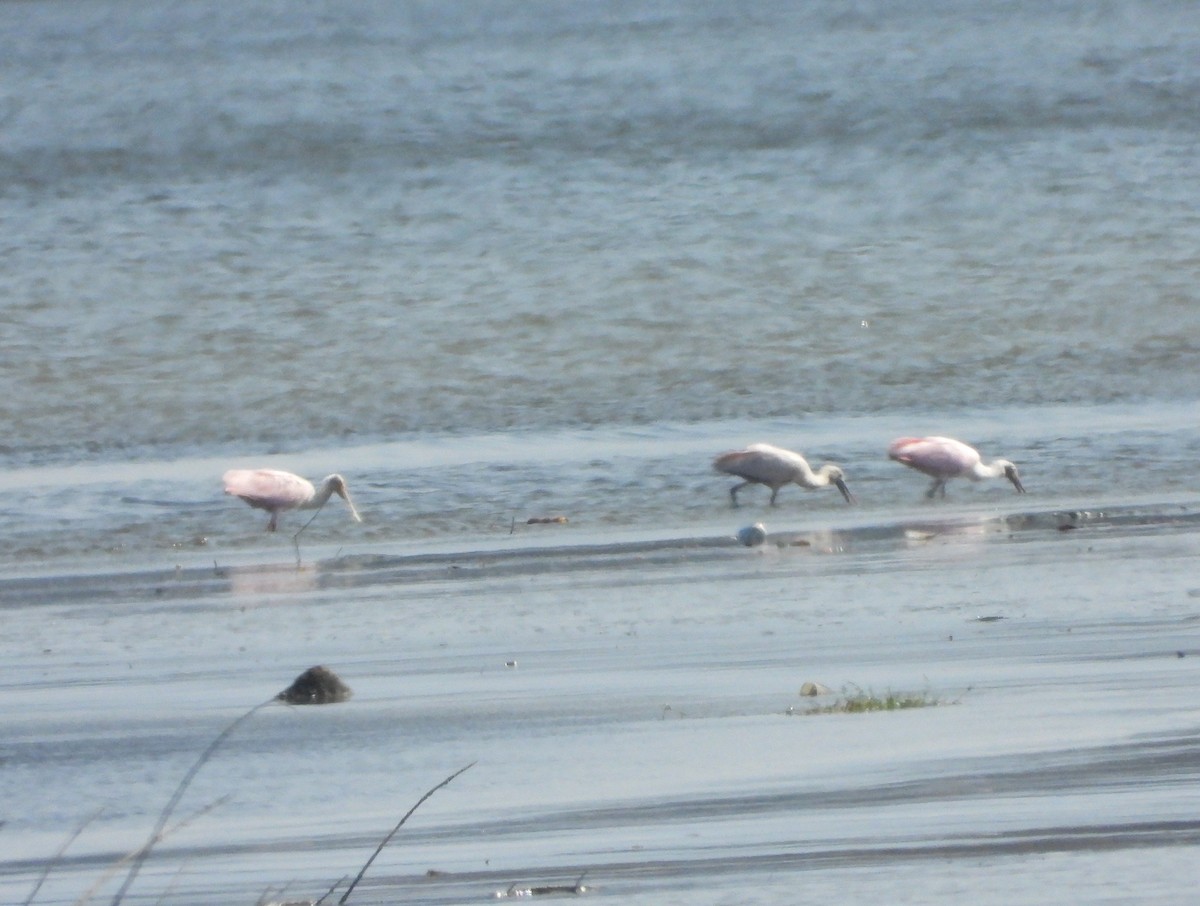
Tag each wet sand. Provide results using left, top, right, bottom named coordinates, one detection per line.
left=3, top=504, right=1199, bottom=905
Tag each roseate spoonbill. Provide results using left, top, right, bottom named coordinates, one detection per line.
left=888, top=436, right=1025, bottom=498
left=713, top=443, right=854, bottom=506
left=223, top=469, right=362, bottom=532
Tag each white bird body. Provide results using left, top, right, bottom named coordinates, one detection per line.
left=888, top=436, right=1025, bottom=498
left=223, top=469, right=362, bottom=531
left=714, top=443, right=854, bottom=506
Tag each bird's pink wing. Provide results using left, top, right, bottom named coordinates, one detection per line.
left=222, top=469, right=314, bottom=509
left=888, top=437, right=978, bottom=475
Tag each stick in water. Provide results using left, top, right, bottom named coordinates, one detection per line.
left=338, top=762, right=476, bottom=905
left=22, top=808, right=103, bottom=906
left=74, top=797, right=230, bottom=906
left=313, top=875, right=348, bottom=905
left=108, top=700, right=273, bottom=906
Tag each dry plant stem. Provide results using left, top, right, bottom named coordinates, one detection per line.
left=151, top=859, right=190, bottom=906
left=73, top=797, right=230, bottom=906
left=338, top=762, right=477, bottom=906
left=256, top=882, right=298, bottom=906
left=108, top=701, right=272, bottom=906
left=23, top=808, right=103, bottom=906
left=314, top=875, right=348, bottom=905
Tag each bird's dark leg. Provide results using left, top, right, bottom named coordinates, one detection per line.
left=769, top=487, right=779, bottom=506
left=267, top=513, right=278, bottom=532
left=730, top=482, right=748, bottom=507
left=926, top=480, right=939, bottom=500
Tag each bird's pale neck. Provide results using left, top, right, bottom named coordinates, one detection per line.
left=310, top=474, right=362, bottom=521
left=973, top=460, right=1012, bottom=480
left=806, top=463, right=841, bottom=486
left=306, top=474, right=344, bottom=509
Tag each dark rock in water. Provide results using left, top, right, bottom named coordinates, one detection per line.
left=736, top=522, right=767, bottom=547
left=277, top=665, right=352, bottom=705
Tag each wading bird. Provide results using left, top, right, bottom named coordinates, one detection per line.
left=714, top=444, right=854, bottom=506
left=888, top=436, right=1025, bottom=499
left=223, top=469, right=362, bottom=532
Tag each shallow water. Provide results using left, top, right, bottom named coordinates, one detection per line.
left=3, top=1, right=1200, bottom=903
left=1, top=399, right=1198, bottom=575
left=4, top=496, right=1200, bottom=905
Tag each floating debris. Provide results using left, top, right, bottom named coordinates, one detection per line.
left=973, top=615, right=1006, bottom=623
left=804, top=688, right=943, bottom=714
left=171, top=535, right=209, bottom=549
left=799, top=681, right=832, bottom=697
left=1057, top=523, right=1078, bottom=531
left=736, top=522, right=767, bottom=547
left=276, top=665, right=352, bottom=705
left=495, top=874, right=589, bottom=898
left=527, top=515, right=569, bottom=524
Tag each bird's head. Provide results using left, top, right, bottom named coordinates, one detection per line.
left=325, top=474, right=363, bottom=521
left=1000, top=462, right=1025, bottom=493
left=821, top=465, right=856, bottom=504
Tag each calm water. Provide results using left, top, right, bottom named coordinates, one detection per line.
left=2, top=1, right=1199, bottom=903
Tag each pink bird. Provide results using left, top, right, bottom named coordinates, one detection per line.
left=223, top=469, right=362, bottom=532
left=714, top=443, right=854, bottom=506
left=888, top=436, right=1025, bottom=499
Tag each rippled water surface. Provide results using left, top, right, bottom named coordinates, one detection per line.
left=2, top=0, right=1199, bottom=464
left=2, top=1, right=1199, bottom=903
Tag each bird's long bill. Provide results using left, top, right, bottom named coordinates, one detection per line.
left=835, top=478, right=856, bottom=504
left=337, top=486, right=363, bottom=522
left=1006, top=467, right=1026, bottom=494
